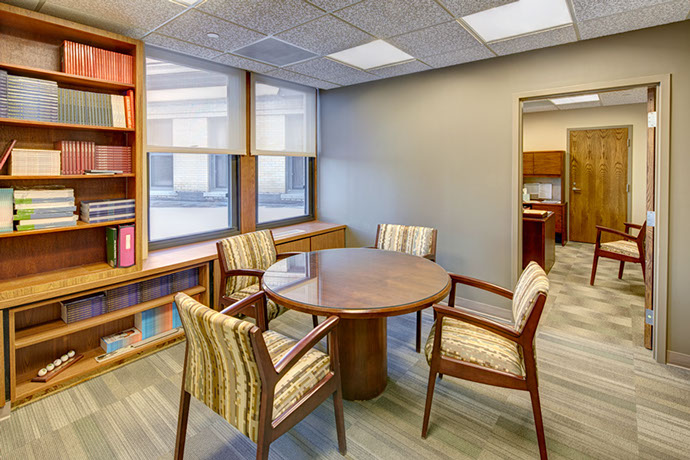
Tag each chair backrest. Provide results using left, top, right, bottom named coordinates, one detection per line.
left=511, top=262, right=549, bottom=333
left=375, top=223, right=436, bottom=258
left=217, top=229, right=277, bottom=295
left=636, top=222, right=647, bottom=246
left=175, top=292, right=264, bottom=442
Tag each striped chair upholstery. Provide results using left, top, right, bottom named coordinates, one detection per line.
left=511, top=262, right=550, bottom=332
left=175, top=293, right=331, bottom=441
left=600, top=240, right=640, bottom=258
left=376, top=224, right=435, bottom=257
left=217, top=230, right=285, bottom=322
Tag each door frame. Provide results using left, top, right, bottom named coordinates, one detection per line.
left=511, top=74, right=671, bottom=363
left=566, top=125, right=634, bottom=241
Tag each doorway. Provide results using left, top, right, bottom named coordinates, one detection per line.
left=569, top=127, right=631, bottom=244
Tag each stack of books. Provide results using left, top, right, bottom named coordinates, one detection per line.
left=55, top=140, right=94, bottom=175
left=0, top=70, right=7, bottom=118
left=57, top=88, right=133, bottom=128
left=80, top=198, right=134, bottom=223
left=13, top=187, right=77, bottom=231
left=139, top=275, right=173, bottom=302
left=172, top=268, right=199, bottom=293
left=0, top=188, right=12, bottom=233
left=105, top=283, right=139, bottom=313
left=60, top=293, right=106, bottom=324
left=6, top=75, right=58, bottom=122
left=95, top=145, right=132, bottom=173
left=105, top=224, right=135, bottom=268
left=100, top=327, right=142, bottom=353
left=61, top=41, right=134, bottom=84
left=135, top=303, right=177, bottom=340
left=10, top=148, right=61, bottom=176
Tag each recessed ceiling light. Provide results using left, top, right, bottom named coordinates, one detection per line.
left=327, top=40, right=413, bottom=70
left=550, top=94, right=600, bottom=105
left=207, top=32, right=219, bottom=38
left=462, top=0, right=572, bottom=42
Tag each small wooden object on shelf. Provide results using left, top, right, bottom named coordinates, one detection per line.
left=31, top=353, right=83, bottom=382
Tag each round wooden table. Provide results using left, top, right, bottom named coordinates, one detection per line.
left=262, top=248, right=450, bottom=401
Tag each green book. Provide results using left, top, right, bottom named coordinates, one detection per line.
left=106, top=226, right=118, bottom=267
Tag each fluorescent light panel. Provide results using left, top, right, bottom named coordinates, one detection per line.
left=550, top=94, right=600, bottom=105
left=462, top=0, right=572, bottom=42
left=328, top=40, right=413, bottom=70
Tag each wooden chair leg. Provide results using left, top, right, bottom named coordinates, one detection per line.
left=421, top=365, right=438, bottom=439
left=174, top=390, right=191, bottom=460
left=590, top=252, right=599, bottom=285
left=618, top=261, right=625, bottom=279
left=415, top=310, right=422, bottom=353
left=529, top=388, right=548, bottom=460
left=640, top=261, right=646, bottom=282
left=312, top=315, right=319, bottom=328
left=333, top=388, right=347, bottom=455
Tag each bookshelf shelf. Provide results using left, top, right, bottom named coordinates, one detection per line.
left=0, top=174, right=135, bottom=180
left=0, top=62, right=135, bottom=91
left=15, top=285, right=204, bottom=348
left=0, top=117, right=134, bottom=132
left=14, top=329, right=185, bottom=402
left=0, top=218, right=135, bottom=239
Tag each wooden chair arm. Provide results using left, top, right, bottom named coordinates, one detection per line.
left=433, top=304, right=520, bottom=341
left=422, top=253, right=436, bottom=261
left=595, top=226, right=637, bottom=241
left=219, top=291, right=264, bottom=317
left=274, top=316, right=340, bottom=377
left=448, top=273, right=513, bottom=300
left=276, top=252, right=302, bottom=260
left=225, top=268, right=265, bottom=279
left=624, top=222, right=642, bottom=230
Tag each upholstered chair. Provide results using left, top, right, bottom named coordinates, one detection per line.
left=216, top=229, right=317, bottom=329
left=174, top=292, right=346, bottom=460
left=374, top=223, right=437, bottom=352
left=590, top=222, right=646, bottom=285
left=422, top=262, right=550, bottom=459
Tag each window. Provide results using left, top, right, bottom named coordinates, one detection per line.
left=252, top=75, right=316, bottom=226
left=146, top=47, right=244, bottom=248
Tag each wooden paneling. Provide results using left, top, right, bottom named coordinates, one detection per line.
left=523, top=152, right=534, bottom=175
left=645, top=87, right=656, bottom=350
left=569, top=129, right=628, bottom=243
left=311, top=229, right=345, bottom=251
left=276, top=238, right=311, bottom=253
left=239, top=155, right=256, bottom=233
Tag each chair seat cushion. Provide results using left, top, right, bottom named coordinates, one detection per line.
left=600, top=240, right=640, bottom=258
left=263, top=330, right=331, bottom=419
left=232, top=283, right=286, bottom=322
left=425, top=317, right=525, bottom=377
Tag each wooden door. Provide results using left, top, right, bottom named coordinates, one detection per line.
left=645, top=87, right=656, bottom=350
left=569, top=128, right=629, bottom=243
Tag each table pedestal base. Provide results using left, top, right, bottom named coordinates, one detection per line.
left=338, top=317, right=387, bottom=401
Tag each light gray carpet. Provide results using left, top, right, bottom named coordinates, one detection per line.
left=2, top=242, right=689, bottom=459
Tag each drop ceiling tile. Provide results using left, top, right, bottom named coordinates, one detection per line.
left=578, top=1, right=690, bottom=40
left=275, top=14, right=374, bottom=55
left=334, top=0, right=452, bottom=38
left=234, top=38, right=317, bottom=67
left=213, top=53, right=278, bottom=73
left=599, top=88, right=648, bottom=106
left=571, top=0, right=670, bottom=21
left=523, top=100, right=557, bottom=112
left=285, top=57, right=379, bottom=86
left=556, top=101, right=602, bottom=110
left=388, top=21, right=483, bottom=58
left=38, top=0, right=185, bottom=38
left=438, top=0, right=517, bottom=17
left=264, top=68, right=341, bottom=90
left=305, top=0, right=360, bottom=12
left=421, top=45, right=494, bottom=68
left=368, top=60, right=431, bottom=78
left=198, top=0, right=324, bottom=35
left=145, top=33, right=224, bottom=60
left=490, top=25, right=577, bottom=56
left=155, top=9, right=264, bottom=52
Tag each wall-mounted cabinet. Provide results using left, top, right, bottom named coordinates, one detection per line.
left=523, top=150, right=564, bottom=177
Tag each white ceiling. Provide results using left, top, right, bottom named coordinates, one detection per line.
left=523, top=87, right=648, bottom=112
left=4, top=0, right=690, bottom=90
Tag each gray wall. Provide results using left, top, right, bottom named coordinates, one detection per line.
left=318, top=21, right=690, bottom=355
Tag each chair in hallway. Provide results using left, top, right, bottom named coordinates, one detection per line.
left=590, top=222, right=646, bottom=285
left=422, top=262, right=550, bottom=459
left=374, top=223, right=437, bottom=352
left=217, top=229, right=318, bottom=329
left=174, top=291, right=346, bottom=460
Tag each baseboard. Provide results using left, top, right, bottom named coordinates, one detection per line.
left=666, top=351, right=690, bottom=369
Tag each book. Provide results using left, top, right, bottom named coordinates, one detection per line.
left=16, top=215, right=77, bottom=227
left=14, top=186, right=73, bottom=199
left=100, top=327, right=142, bottom=353
left=0, top=70, right=7, bottom=118
left=106, top=282, right=139, bottom=312
left=9, top=149, right=61, bottom=176
left=14, top=202, right=75, bottom=210
left=61, top=40, right=134, bottom=84
left=106, top=226, right=117, bottom=267
left=80, top=213, right=134, bottom=223
left=60, top=293, right=106, bottom=324
left=118, top=224, right=135, bottom=267
left=13, top=210, right=75, bottom=220
left=0, top=139, right=16, bottom=171
left=0, top=188, right=12, bottom=233
left=6, top=75, right=58, bottom=122
left=135, top=303, right=174, bottom=340
left=16, top=220, right=76, bottom=231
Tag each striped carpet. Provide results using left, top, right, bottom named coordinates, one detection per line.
left=2, top=242, right=689, bottom=459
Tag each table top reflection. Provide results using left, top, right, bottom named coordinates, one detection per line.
left=262, top=248, right=450, bottom=318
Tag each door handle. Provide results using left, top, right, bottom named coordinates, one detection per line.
left=572, top=187, right=581, bottom=192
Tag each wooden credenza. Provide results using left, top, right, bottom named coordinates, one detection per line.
left=528, top=202, right=567, bottom=246
left=523, top=211, right=556, bottom=274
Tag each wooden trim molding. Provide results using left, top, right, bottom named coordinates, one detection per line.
left=666, top=351, right=690, bottom=370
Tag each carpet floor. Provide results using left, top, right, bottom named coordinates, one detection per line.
left=1, top=242, right=689, bottom=459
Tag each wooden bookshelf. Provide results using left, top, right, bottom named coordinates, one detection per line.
left=0, top=218, right=135, bottom=239
left=0, top=3, right=143, bottom=279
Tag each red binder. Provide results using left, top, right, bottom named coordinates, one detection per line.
left=118, top=224, right=135, bottom=267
